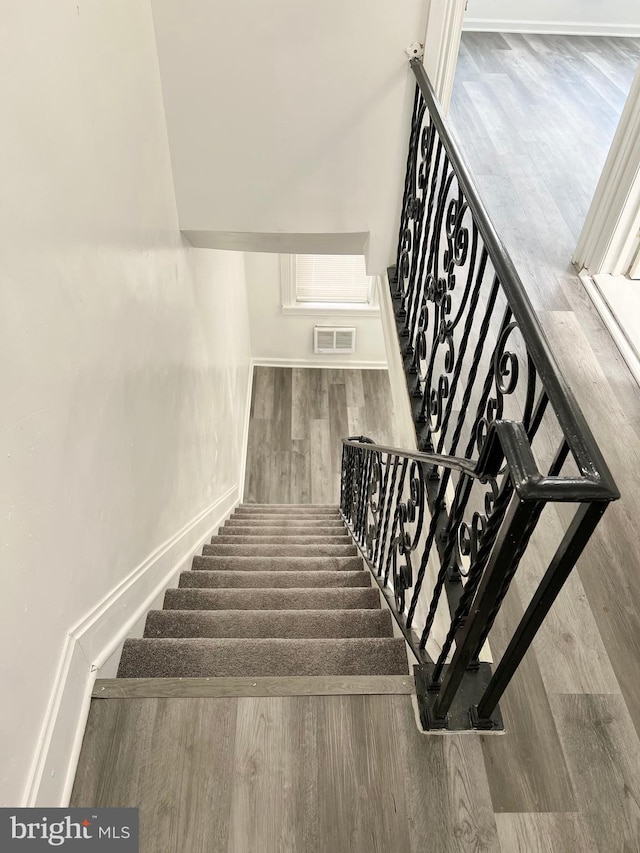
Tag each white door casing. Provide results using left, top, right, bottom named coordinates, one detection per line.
left=574, top=64, right=640, bottom=278
left=423, top=0, right=468, bottom=114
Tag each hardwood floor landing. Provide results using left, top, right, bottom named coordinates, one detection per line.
left=244, top=367, right=399, bottom=505
left=71, top=694, right=500, bottom=853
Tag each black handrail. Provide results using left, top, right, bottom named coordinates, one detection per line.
left=341, top=57, right=621, bottom=732
left=408, top=59, right=618, bottom=502
left=343, top=436, right=480, bottom=479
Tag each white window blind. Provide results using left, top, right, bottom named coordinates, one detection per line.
left=295, top=254, right=372, bottom=303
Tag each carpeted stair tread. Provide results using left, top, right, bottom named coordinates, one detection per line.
left=179, top=570, right=371, bottom=589
left=236, top=504, right=338, bottom=513
left=164, top=587, right=381, bottom=611
left=218, top=527, right=350, bottom=538
left=204, top=543, right=357, bottom=557
left=223, top=518, right=345, bottom=528
left=117, top=637, right=408, bottom=678
left=116, top=503, right=411, bottom=686
left=231, top=508, right=342, bottom=518
left=213, top=535, right=352, bottom=545
left=228, top=513, right=344, bottom=527
left=144, top=608, right=394, bottom=639
left=192, top=555, right=365, bottom=572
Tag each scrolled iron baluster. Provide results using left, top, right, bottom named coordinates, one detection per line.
left=355, top=448, right=371, bottom=544
left=405, top=141, right=450, bottom=369
left=371, top=453, right=393, bottom=570
left=476, top=324, right=515, bottom=448
left=427, top=477, right=515, bottom=675
left=397, top=228, right=413, bottom=308
left=414, top=169, right=456, bottom=392
left=389, top=462, right=426, bottom=613
left=341, top=445, right=353, bottom=521
left=413, top=295, right=430, bottom=383
left=394, top=85, right=424, bottom=299
left=429, top=374, right=451, bottom=433
left=457, top=511, right=486, bottom=578
left=383, top=458, right=409, bottom=584
left=374, top=455, right=400, bottom=577
left=405, top=279, right=503, bottom=634
left=477, top=320, right=541, bottom=458
left=404, top=254, right=493, bottom=623
left=349, top=447, right=362, bottom=534
left=402, top=117, right=434, bottom=323
left=405, top=129, right=442, bottom=340
left=390, top=542, right=412, bottom=613
left=412, top=470, right=475, bottom=638
left=399, top=463, right=426, bottom=551
left=415, top=186, right=474, bottom=437
left=442, top=195, right=470, bottom=297
left=364, top=451, right=384, bottom=560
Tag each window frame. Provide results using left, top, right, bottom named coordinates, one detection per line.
left=280, top=255, right=380, bottom=316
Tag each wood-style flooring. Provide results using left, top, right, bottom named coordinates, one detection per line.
left=72, top=692, right=500, bottom=853
left=71, top=35, right=640, bottom=852
left=448, top=31, right=640, bottom=850
left=243, top=367, right=399, bottom=506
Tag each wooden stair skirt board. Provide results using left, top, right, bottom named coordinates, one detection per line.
left=116, top=504, right=411, bottom=685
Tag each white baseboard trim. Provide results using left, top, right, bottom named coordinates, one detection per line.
left=239, top=361, right=255, bottom=502
left=24, top=485, right=239, bottom=807
left=251, top=356, right=388, bottom=370
left=579, top=270, right=640, bottom=389
left=463, top=19, right=640, bottom=37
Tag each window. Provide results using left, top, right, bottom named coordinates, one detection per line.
left=281, top=254, right=379, bottom=314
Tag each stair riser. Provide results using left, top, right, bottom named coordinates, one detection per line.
left=218, top=525, right=351, bottom=541
left=235, top=505, right=338, bottom=513
left=143, top=609, right=394, bottom=639
left=118, top=637, right=409, bottom=678
left=192, top=556, right=365, bottom=572
left=232, top=512, right=341, bottom=520
left=163, top=588, right=381, bottom=611
left=203, top=545, right=358, bottom=557
left=213, top=536, right=352, bottom=545
left=179, top=570, right=371, bottom=589
left=224, top=519, right=345, bottom=528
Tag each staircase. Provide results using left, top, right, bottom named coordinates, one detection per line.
left=117, top=504, right=409, bottom=679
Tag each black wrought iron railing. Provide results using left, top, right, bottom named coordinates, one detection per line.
left=339, top=60, right=619, bottom=731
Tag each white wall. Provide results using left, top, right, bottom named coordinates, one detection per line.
left=464, top=0, right=640, bottom=35
left=150, top=0, right=428, bottom=274
left=245, top=254, right=387, bottom=367
left=0, top=1, right=251, bottom=806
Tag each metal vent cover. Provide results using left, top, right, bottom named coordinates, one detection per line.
left=313, top=326, right=356, bottom=354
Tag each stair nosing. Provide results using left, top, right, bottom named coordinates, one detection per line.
left=95, top=674, right=414, bottom=699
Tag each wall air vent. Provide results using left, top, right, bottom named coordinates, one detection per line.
left=313, top=325, right=356, bottom=354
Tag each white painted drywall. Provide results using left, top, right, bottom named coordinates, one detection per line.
left=150, top=0, right=428, bottom=274
left=245, top=254, right=387, bottom=366
left=464, top=0, right=640, bottom=34
left=0, top=0, right=251, bottom=806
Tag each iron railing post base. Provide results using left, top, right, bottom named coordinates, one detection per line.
left=469, top=704, right=502, bottom=732
left=414, top=663, right=505, bottom=733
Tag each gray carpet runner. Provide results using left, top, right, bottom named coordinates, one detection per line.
left=117, top=504, right=409, bottom=679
